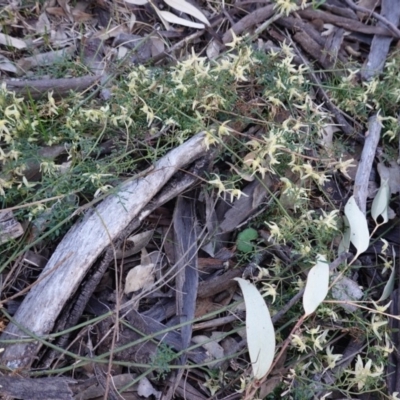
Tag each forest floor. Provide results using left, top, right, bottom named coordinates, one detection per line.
left=0, top=0, right=400, bottom=399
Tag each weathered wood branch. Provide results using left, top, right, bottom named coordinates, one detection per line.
left=360, top=0, right=400, bottom=80
left=353, top=115, right=381, bottom=214
left=0, top=132, right=208, bottom=369
left=1, top=75, right=101, bottom=100
left=299, top=9, right=398, bottom=37
left=0, top=376, right=78, bottom=400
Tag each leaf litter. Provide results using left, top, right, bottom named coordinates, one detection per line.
left=0, top=0, right=399, bottom=399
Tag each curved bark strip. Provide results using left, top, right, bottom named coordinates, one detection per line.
left=0, top=132, right=207, bottom=369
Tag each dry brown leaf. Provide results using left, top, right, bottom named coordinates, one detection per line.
left=36, top=12, right=51, bottom=35
left=0, top=33, right=27, bottom=49
left=226, top=161, right=254, bottom=182
left=73, top=0, right=91, bottom=13
left=0, top=55, right=18, bottom=73
left=258, top=376, right=283, bottom=398
left=117, top=230, right=154, bottom=258
left=51, top=27, right=69, bottom=46
left=319, top=124, right=341, bottom=153
left=117, top=45, right=128, bottom=59
left=192, top=335, right=224, bottom=362
left=93, top=25, right=127, bottom=40
left=0, top=211, right=24, bottom=244
left=57, top=0, right=74, bottom=21
left=195, top=297, right=220, bottom=318
left=377, top=161, right=400, bottom=194
left=124, top=246, right=157, bottom=294
left=124, top=264, right=155, bottom=294
left=206, top=39, right=220, bottom=59
left=151, top=37, right=165, bottom=57
left=128, top=13, right=136, bottom=31
left=71, top=9, right=94, bottom=23
left=138, top=377, right=161, bottom=398
left=45, top=7, right=67, bottom=17
left=331, top=273, right=363, bottom=313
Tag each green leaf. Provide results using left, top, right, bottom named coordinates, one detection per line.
left=303, top=254, right=329, bottom=316
left=344, top=195, right=370, bottom=259
left=236, top=228, right=258, bottom=253
left=371, top=179, right=390, bottom=225
left=234, top=278, right=275, bottom=379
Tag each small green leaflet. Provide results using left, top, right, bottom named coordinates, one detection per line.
left=303, top=254, right=329, bottom=316
left=234, top=278, right=275, bottom=379
left=344, top=195, right=370, bottom=259
left=236, top=228, right=258, bottom=253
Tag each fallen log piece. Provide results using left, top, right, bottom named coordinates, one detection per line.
left=0, top=376, right=80, bottom=400
left=1, top=75, right=101, bottom=100
left=299, top=9, right=397, bottom=37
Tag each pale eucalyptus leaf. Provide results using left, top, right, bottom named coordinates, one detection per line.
left=344, top=195, right=370, bottom=258
left=235, top=278, right=275, bottom=379
left=303, top=255, right=329, bottom=316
